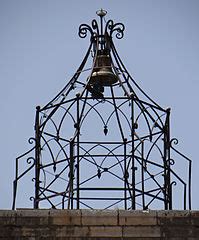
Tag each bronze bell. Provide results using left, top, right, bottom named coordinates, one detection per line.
left=89, top=51, right=118, bottom=87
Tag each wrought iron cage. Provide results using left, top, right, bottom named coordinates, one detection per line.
left=13, top=10, right=191, bottom=210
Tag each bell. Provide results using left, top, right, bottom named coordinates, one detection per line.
left=89, top=51, right=118, bottom=87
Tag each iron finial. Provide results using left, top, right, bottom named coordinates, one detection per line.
left=96, top=9, right=107, bottom=17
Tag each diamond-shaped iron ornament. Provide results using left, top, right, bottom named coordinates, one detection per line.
left=13, top=10, right=192, bottom=210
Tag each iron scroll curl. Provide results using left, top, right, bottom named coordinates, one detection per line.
left=105, top=20, right=125, bottom=39
left=79, top=18, right=125, bottom=40
left=170, top=138, right=179, bottom=147
left=79, top=23, right=94, bottom=38
left=78, top=20, right=99, bottom=39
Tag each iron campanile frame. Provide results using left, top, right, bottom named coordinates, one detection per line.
left=13, top=10, right=192, bottom=210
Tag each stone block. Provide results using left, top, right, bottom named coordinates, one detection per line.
left=54, top=226, right=90, bottom=238
left=0, top=209, right=51, bottom=226
left=190, top=211, right=199, bottom=226
left=159, top=225, right=194, bottom=238
left=81, top=209, right=118, bottom=226
left=49, top=209, right=81, bottom=225
left=157, top=210, right=191, bottom=226
left=89, top=226, right=122, bottom=237
left=123, top=226, right=161, bottom=238
left=119, top=210, right=157, bottom=226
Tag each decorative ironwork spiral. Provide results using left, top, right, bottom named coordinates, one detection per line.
left=105, top=20, right=125, bottom=39
left=166, top=158, right=175, bottom=166
left=27, top=157, right=35, bottom=165
left=78, top=23, right=94, bottom=38
left=170, top=138, right=179, bottom=147
left=79, top=17, right=125, bottom=40
left=28, top=137, right=36, bottom=145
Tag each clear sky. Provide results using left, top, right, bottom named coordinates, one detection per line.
left=0, top=0, right=198, bottom=209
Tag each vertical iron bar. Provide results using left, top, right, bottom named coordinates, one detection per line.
left=12, top=159, right=18, bottom=210
left=131, top=95, right=136, bottom=209
left=163, top=108, right=171, bottom=210
left=166, top=108, right=172, bottom=210
left=100, top=14, right=103, bottom=49
left=68, top=139, right=74, bottom=209
left=163, top=124, right=168, bottom=210
left=34, top=106, right=41, bottom=209
left=124, top=138, right=127, bottom=210
left=76, top=93, right=80, bottom=209
left=188, top=160, right=192, bottom=210
left=141, top=141, right=146, bottom=209
left=184, top=185, right=186, bottom=210
left=100, top=15, right=103, bottom=36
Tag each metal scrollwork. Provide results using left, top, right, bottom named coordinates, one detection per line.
left=79, top=20, right=100, bottom=39
left=166, top=158, right=175, bottom=166
left=30, top=196, right=34, bottom=201
left=28, top=137, right=36, bottom=145
left=105, top=20, right=125, bottom=39
left=171, top=181, right=177, bottom=187
left=170, top=138, right=179, bottom=147
left=105, top=20, right=114, bottom=34
left=27, top=157, right=35, bottom=165
left=79, top=17, right=125, bottom=41
left=91, top=19, right=99, bottom=36
left=78, top=23, right=94, bottom=38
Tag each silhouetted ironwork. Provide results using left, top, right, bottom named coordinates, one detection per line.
left=13, top=10, right=192, bottom=210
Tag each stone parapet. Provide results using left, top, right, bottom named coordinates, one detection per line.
left=0, top=209, right=198, bottom=239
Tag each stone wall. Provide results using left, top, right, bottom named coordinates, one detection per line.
left=0, top=209, right=198, bottom=239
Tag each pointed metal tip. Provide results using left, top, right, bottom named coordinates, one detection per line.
left=96, top=9, right=107, bottom=17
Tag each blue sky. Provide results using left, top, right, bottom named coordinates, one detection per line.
left=0, top=0, right=198, bottom=209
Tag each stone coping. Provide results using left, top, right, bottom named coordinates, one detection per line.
left=0, top=210, right=198, bottom=239
left=0, top=209, right=198, bottom=226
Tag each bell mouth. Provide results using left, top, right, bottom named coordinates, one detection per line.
left=89, top=69, right=118, bottom=86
